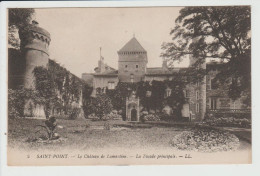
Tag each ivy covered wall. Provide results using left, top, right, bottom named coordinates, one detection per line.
left=8, top=48, right=93, bottom=119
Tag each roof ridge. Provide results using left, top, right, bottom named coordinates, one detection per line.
left=118, top=37, right=146, bottom=52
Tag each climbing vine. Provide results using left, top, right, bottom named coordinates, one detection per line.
left=8, top=88, right=41, bottom=118
left=106, top=77, right=186, bottom=118
left=33, top=59, right=92, bottom=118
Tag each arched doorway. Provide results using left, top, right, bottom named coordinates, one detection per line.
left=126, top=91, right=140, bottom=121
left=131, top=109, right=137, bottom=121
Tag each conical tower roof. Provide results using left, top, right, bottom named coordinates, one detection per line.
left=119, top=37, right=146, bottom=53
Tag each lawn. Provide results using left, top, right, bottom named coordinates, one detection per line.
left=8, top=118, right=251, bottom=152
left=8, top=118, right=184, bottom=152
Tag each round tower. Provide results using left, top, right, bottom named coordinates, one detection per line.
left=19, top=21, right=51, bottom=118
left=19, top=20, right=51, bottom=89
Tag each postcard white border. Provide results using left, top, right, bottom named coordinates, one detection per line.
left=1, top=0, right=260, bottom=176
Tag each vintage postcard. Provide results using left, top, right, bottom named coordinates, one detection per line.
left=5, top=5, right=252, bottom=166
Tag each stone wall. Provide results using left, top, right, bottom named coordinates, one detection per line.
left=92, top=75, right=119, bottom=96
left=206, top=68, right=247, bottom=111
left=118, top=52, right=147, bottom=82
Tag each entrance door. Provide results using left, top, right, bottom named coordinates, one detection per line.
left=131, top=109, right=137, bottom=121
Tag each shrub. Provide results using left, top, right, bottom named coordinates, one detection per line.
left=205, top=112, right=251, bottom=119
left=204, top=115, right=251, bottom=128
left=159, top=113, right=173, bottom=121
left=102, top=110, right=122, bottom=121
left=8, top=89, right=22, bottom=118
left=170, top=128, right=240, bottom=152
left=103, top=121, right=111, bottom=130
left=140, top=111, right=148, bottom=116
left=8, top=88, right=40, bottom=118
left=87, top=94, right=113, bottom=119
left=142, top=113, right=161, bottom=122
left=35, top=117, right=59, bottom=140
left=68, top=107, right=81, bottom=120
left=88, top=114, right=100, bottom=121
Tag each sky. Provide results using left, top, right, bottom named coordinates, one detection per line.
left=34, top=7, right=188, bottom=77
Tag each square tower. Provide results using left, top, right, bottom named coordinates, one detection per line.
left=118, top=37, right=148, bottom=82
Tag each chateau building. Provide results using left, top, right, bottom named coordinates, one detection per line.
left=8, top=21, right=249, bottom=121
left=82, top=36, right=249, bottom=122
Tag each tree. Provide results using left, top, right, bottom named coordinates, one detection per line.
left=91, top=94, right=113, bottom=119
left=107, top=82, right=130, bottom=111
left=33, top=66, right=56, bottom=118
left=165, top=77, right=186, bottom=119
left=150, top=81, right=166, bottom=111
left=136, top=81, right=151, bottom=111
left=33, top=61, right=90, bottom=119
left=161, top=7, right=251, bottom=104
left=106, top=82, right=132, bottom=120
left=8, top=8, right=35, bottom=48
left=82, top=85, right=93, bottom=118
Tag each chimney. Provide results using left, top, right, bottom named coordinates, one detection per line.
left=98, top=58, right=106, bottom=73
left=162, top=58, right=167, bottom=70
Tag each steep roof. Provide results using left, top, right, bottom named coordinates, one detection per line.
left=119, top=37, right=146, bottom=52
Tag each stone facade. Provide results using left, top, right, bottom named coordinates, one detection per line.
left=206, top=62, right=249, bottom=112
left=82, top=36, right=249, bottom=122
left=118, top=37, right=148, bottom=82
left=82, top=37, right=207, bottom=121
